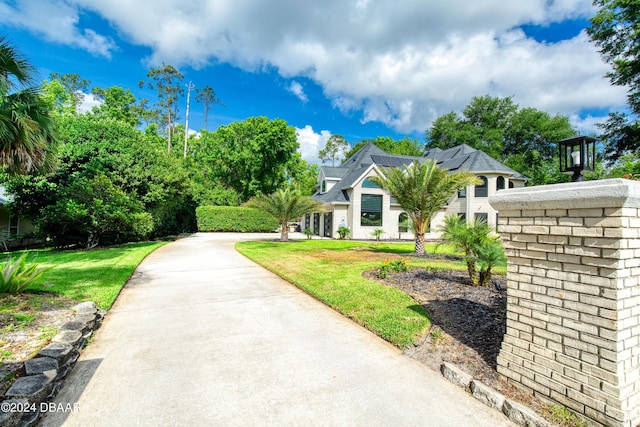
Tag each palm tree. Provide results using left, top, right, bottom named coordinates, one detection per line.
left=370, top=160, right=480, bottom=256
left=245, top=188, right=323, bottom=242
left=0, top=36, right=56, bottom=174
left=439, top=214, right=489, bottom=285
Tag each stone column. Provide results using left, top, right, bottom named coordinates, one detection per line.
left=489, top=178, right=640, bottom=427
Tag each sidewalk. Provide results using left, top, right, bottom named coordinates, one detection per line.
left=41, top=233, right=513, bottom=426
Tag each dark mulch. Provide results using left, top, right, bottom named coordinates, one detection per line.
left=363, top=267, right=552, bottom=419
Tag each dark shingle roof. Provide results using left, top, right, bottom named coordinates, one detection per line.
left=313, top=142, right=527, bottom=204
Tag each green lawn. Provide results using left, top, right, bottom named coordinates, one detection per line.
left=3, top=241, right=166, bottom=309
left=236, top=239, right=501, bottom=348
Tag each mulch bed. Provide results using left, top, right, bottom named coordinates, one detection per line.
left=363, top=265, right=553, bottom=419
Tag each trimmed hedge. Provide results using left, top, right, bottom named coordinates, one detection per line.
left=196, top=206, right=279, bottom=232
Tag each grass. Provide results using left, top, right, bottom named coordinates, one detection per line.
left=236, top=239, right=504, bottom=347
left=1, top=241, right=166, bottom=309
left=548, top=404, right=587, bottom=427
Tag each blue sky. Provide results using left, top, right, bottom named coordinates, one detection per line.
left=0, top=0, right=628, bottom=164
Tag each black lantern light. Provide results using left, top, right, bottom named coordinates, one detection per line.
left=558, top=135, right=597, bottom=182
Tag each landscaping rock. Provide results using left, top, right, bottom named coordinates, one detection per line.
left=59, top=321, right=90, bottom=336
left=37, top=343, right=74, bottom=365
left=24, top=358, right=58, bottom=376
left=470, top=380, right=505, bottom=410
left=440, top=362, right=473, bottom=390
left=51, top=330, right=83, bottom=347
left=73, top=314, right=97, bottom=330
left=72, top=301, right=97, bottom=315
left=5, top=371, right=55, bottom=401
left=503, top=399, right=552, bottom=427
left=0, top=398, right=28, bottom=427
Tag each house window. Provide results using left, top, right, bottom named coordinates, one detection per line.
left=362, top=178, right=380, bottom=188
left=509, top=180, right=514, bottom=188
left=398, top=213, right=409, bottom=233
left=475, top=176, right=488, bottom=197
left=458, top=213, right=466, bottom=222
left=361, top=194, right=382, bottom=226
left=497, top=176, right=505, bottom=191
left=475, top=212, right=488, bottom=223
left=321, top=180, right=326, bottom=193
left=458, top=186, right=466, bottom=198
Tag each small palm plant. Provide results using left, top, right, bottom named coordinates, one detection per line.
left=371, top=228, right=384, bottom=241
left=337, top=225, right=351, bottom=240
left=0, top=253, right=51, bottom=294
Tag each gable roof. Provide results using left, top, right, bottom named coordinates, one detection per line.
left=313, top=142, right=527, bottom=204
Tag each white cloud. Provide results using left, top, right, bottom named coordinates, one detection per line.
left=5, top=0, right=626, bottom=133
left=296, top=125, right=331, bottom=164
left=77, top=91, right=102, bottom=113
left=0, top=0, right=116, bottom=58
left=288, top=81, right=308, bottom=103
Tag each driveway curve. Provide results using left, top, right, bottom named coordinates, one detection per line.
left=41, top=232, right=513, bottom=426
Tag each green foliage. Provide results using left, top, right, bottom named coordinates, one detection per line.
left=438, top=215, right=505, bottom=286
left=196, top=206, right=278, bottom=232
left=4, top=114, right=196, bottom=246
left=337, top=225, right=351, bottom=240
left=195, top=85, right=223, bottom=131
left=371, top=228, right=384, bottom=241
left=0, top=253, right=51, bottom=294
left=0, top=37, right=57, bottom=175
left=319, top=134, right=349, bottom=166
left=427, top=95, right=576, bottom=183
left=245, top=188, right=323, bottom=241
left=91, top=85, right=141, bottom=127
left=304, top=227, right=314, bottom=239
left=191, top=117, right=299, bottom=202
left=548, top=404, right=587, bottom=427
left=370, top=160, right=480, bottom=255
left=588, top=2, right=640, bottom=161
left=377, top=258, right=409, bottom=279
left=38, top=173, right=154, bottom=248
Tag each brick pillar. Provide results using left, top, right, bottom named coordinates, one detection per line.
left=489, top=179, right=640, bottom=427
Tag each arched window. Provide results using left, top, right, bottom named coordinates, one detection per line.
left=475, top=176, right=488, bottom=197
left=362, top=177, right=380, bottom=188
left=497, top=176, right=505, bottom=191
left=398, top=213, right=409, bottom=232
left=509, top=181, right=514, bottom=189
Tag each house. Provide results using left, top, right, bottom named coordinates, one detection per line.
left=304, top=142, right=527, bottom=240
left=0, top=186, right=37, bottom=250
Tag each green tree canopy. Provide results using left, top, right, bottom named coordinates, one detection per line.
left=588, top=1, right=640, bottom=161
left=427, top=95, right=576, bottom=184
left=192, top=117, right=299, bottom=202
left=319, top=134, right=349, bottom=166
left=370, top=160, right=480, bottom=255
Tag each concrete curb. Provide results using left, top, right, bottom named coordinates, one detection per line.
left=0, top=302, right=105, bottom=427
left=440, top=362, right=554, bottom=427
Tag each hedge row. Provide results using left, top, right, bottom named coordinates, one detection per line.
left=196, top=206, right=279, bottom=232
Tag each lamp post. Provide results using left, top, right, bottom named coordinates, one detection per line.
left=558, top=136, right=597, bottom=182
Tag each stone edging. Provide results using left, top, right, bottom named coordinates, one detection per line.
left=0, top=301, right=105, bottom=427
left=440, top=362, right=555, bottom=427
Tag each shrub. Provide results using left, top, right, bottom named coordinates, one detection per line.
left=304, top=227, right=314, bottom=239
left=371, top=228, right=384, bottom=241
left=377, top=258, right=409, bottom=279
left=196, top=206, right=279, bottom=232
left=0, top=254, right=51, bottom=294
left=337, top=225, right=351, bottom=240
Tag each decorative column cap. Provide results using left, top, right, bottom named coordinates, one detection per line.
left=489, top=178, right=640, bottom=210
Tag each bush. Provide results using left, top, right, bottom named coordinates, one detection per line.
left=337, top=225, right=351, bottom=240
left=377, top=258, right=409, bottom=279
left=0, top=254, right=51, bottom=294
left=196, top=206, right=279, bottom=232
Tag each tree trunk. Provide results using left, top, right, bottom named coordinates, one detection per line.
left=280, top=223, right=289, bottom=242
left=414, top=233, right=426, bottom=255
left=479, top=267, right=492, bottom=287
left=467, top=259, right=478, bottom=286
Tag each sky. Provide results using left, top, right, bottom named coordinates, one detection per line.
left=0, top=0, right=628, bottom=164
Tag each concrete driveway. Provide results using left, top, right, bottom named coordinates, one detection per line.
left=41, top=232, right=513, bottom=426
